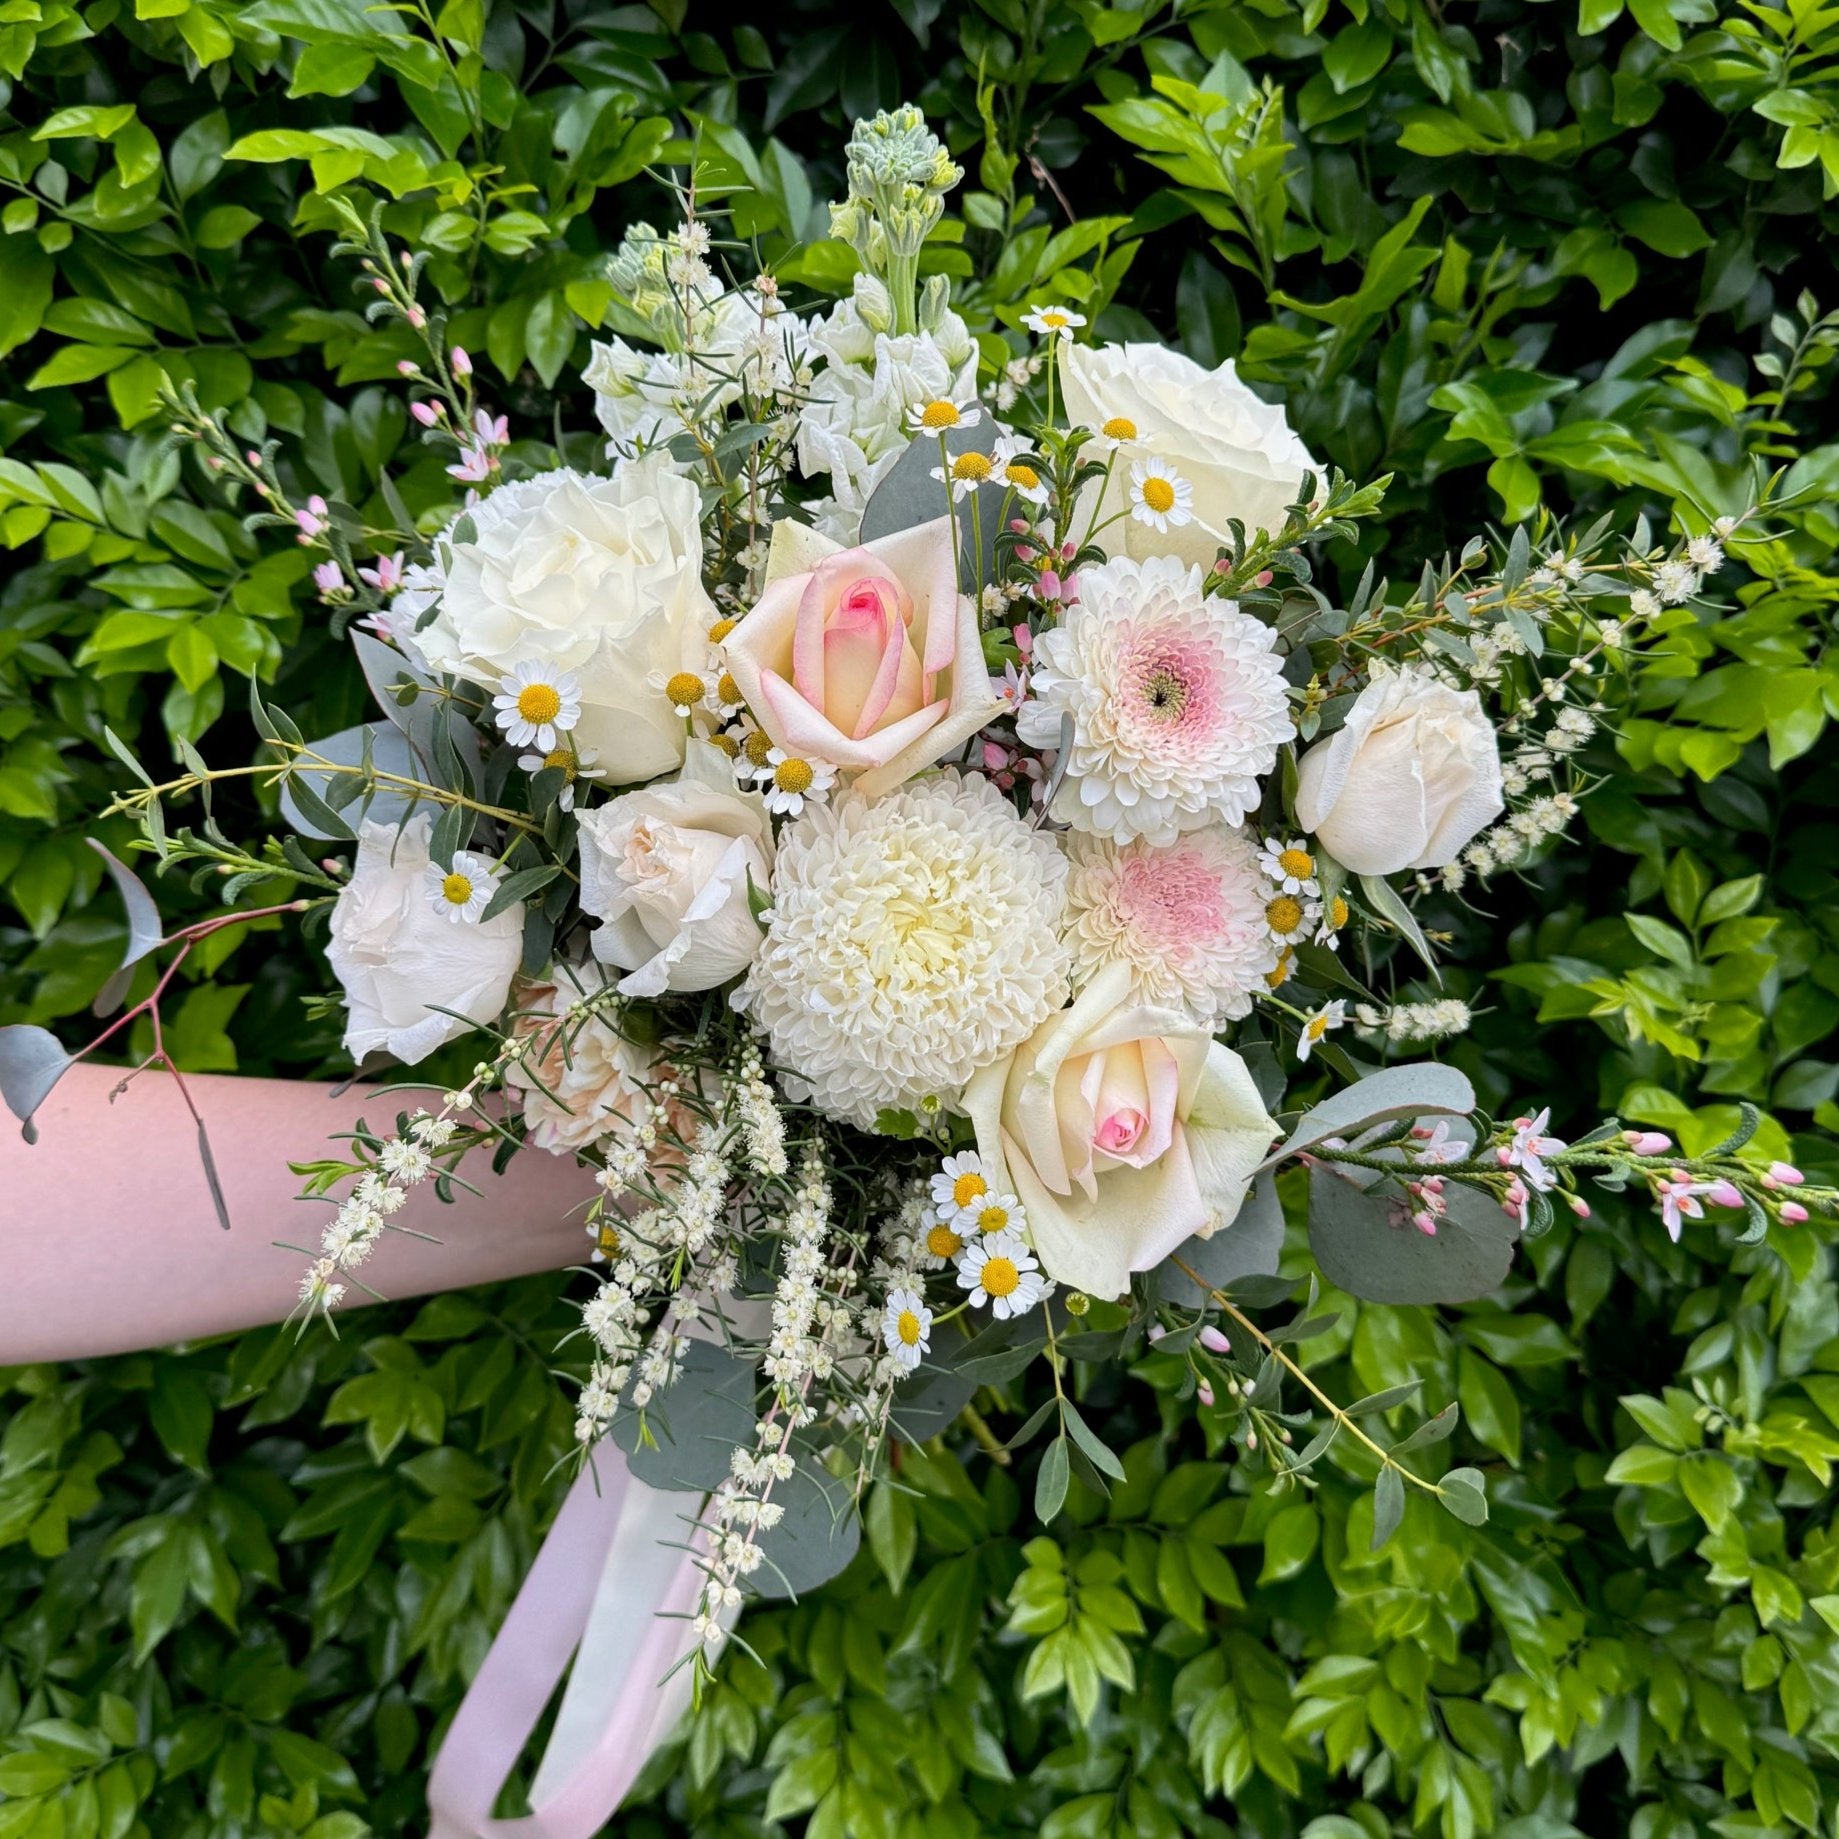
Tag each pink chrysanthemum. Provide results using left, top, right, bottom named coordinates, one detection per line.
left=1062, top=828, right=1279, bottom=1023
left=1014, top=556, right=1293, bottom=843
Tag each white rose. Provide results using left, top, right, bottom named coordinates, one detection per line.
left=1294, top=668, right=1505, bottom=876
left=404, top=459, right=714, bottom=786
left=326, top=812, right=522, bottom=1066
left=575, top=741, right=774, bottom=997
left=1059, top=342, right=1317, bottom=569
left=505, top=966, right=657, bottom=1153
left=796, top=276, right=979, bottom=544
left=963, top=963, right=1277, bottom=1300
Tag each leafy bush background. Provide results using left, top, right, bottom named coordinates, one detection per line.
left=3, top=1, right=1839, bottom=1835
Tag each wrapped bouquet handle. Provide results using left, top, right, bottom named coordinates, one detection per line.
left=0, top=1064, right=713, bottom=1837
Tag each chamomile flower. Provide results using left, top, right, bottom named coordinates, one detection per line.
left=907, top=396, right=981, bottom=436
left=963, top=1192, right=1027, bottom=1240
left=755, top=748, right=837, bottom=817
left=929, top=449, right=995, bottom=502
left=733, top=720, right=776, bottom=787
left=518, top=744, right=604, bottom=812
left=1091, top=416, right=1138, bottom=453
left=1128, top=457, right=1193, bottom=533
left=492, top=661, right=580, bottom=752
left=918, top=1217, right=968, bottom=1269
left=955, top=1230, right=1048, bottom=1320
left=663, top=670, right=712, bottom=716
left=1260, top=837, right=1321, bottom=897
left=990, top=434, right=1050, bottom=506
left=1264, top=891, right=1321, bottom=946
left=1295, top=1000, right=1346, bottom=1064
left=882, top=1287, right=934, bottom=1369
left=426, top=851, right=501, bottom=925
left=1315, top=894, right=1349, bottom=950
left=1024, top=303, right=1086, bottom=342
left=930, top=1151, right=991, bottom=1221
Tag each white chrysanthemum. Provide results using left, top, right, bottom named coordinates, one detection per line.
left=737, top=774, right=1071, bottom=1127
left=1014, top=556, right=1293, bottom=845
left=882, top=1286, right=933, bottom=1370
left=1062, top=828, right=1279, bottom=1023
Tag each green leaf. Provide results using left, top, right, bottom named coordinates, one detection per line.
left=1035, top=1436, right=1071, bottom=1522
left=1435, top=1466, right=1488, bottom=1526
left=1371, top=1466, right=1405, bottom=1550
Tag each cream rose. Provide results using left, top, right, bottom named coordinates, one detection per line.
left=504, top=966, right=657, bottom=1153
left=1060, top=342, right=1317, bottom=569
left=720, top=517, right=1001, bottom=798
left=1294, top=667, right=1505, bottom=876
left=575, top=741, right=774, bottom=997
left=326, top=813, right=523, bottom=1067
left=963, top=962, right=1277, bottom=1299
left=402, top=458, right=714, bottom=786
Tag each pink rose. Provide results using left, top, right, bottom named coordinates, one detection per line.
left=721, top=517, right=1000, bottom=796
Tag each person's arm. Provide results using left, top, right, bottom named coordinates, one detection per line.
left=0, top=1063, right=598, bottom=1364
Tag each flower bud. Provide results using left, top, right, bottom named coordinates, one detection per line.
left=1706, top=1179, right=1743, bottom=1209
left=1769, top=1161, right=1805, bottom=1186
left=1196, top=1380, right=1215, bottom=1407
left=1198, top=1325, right=1230, bottom=1355
left=451, top=346, right=473, bottom=378
left=1780, top=1202, right=1809, bottom=1225
left=1624, top=1130, right=1672, bottom=1156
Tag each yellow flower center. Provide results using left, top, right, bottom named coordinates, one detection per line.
left=665, top=672, right=706, bottom=710
left=1266, top=951, right=1294, bottom=989
left=710, top=731, right=741, bottom=759
left=896, top=1309, right=924, bottom=1347
left=1003, top=463, right=1040, bottom=490
left=1141, top=476, right=1176, bottom=515
left=708, top=618, right=736, bottom=643
left=976, top=1203, right=1012, bottom=1234
left=1038, top=310, right=1069, bottom=329
left=1279, top=847, right=1315, bottom=880
left=516, top=682, right=562, bottom=725
left=1267, top=895, right=1304, bottom=936
left=542, top=747, right=577, bottom=781
left=1330, top=895, right=1349, bottom=929
left=926, top=1222, right=965, bottom=1259
left=440, top=872, right=474, bottom=906
left=773, top=757, right=815, bottom=794
left=743, top=729, right=775, bottom=767
left=952, top=452, right=993, bottom=482
left=717, top=673, right=742, bottom=706
left=951, top=1171, right=987, bottom=1208
left=596, top=1224, right=621, bottom=1258
left=1305, top=1015, right=1331, bottom=1041
left=918, top=399, right=961, bottom=430
left=979, top=1256, right=1020, bottom=1298
left=1102, top=417, right=1137, bottom=441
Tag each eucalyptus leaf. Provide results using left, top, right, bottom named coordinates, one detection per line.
left=1265, top=1062, right=1476, bottom=1168
left=0, top=1024, right=73, bottom=1143
left=280, top=723, right=426, bottom=841
left=1308, top=1167, right=1519, bottom=1305
left=1153, top=1171, right=1284, bottom=1301
left=750, top=1461, right=862, bottom=1600
left=859, top=424, right=1003, bottom=580
left=1357, top=873, right=1441, bottom=980
left=85, top=838, right=163, bottom=969
left=611, top=1338, right=758, bottom=1493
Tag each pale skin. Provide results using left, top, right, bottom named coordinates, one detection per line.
left=0, top=1063, right=599, bottom=1364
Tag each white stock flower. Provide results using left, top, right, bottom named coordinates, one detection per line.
left=1014, top=555, right=1293, bottom=845
left=400, top=460, right=716, bottom=786
left=795, top=275, right=980, bottom=543
left=327, top=813, right=522, bottom=1066
left=1293, top=667, right=1505, bottom=877
left=1060, top=342, right=1317, bottom=567
left=1061, top=828, right=1279, bottom=1025
left=737, top=773, right=1071, bottom=1128
left=576, top=741, right=774, bottom=998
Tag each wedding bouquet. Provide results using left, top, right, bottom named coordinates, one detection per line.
left=8, top=106, right=1828, bottom=1672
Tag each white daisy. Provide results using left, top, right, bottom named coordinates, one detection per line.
left=1128, top=457, right=1193, bottom=533
left=917, top=1216, right=968, bottom=1270
left=906, top=395, right=982, bottom=436
left=882, top=1286, right=933, bottom=1370
left=961, top=1192, right=1027, bottom=1240
left=990, top=434, right=1050, bottom=506
left=754, top=748, right=837, bottom=817
left=1089, top=415, right=1138, bottom=453
left=1264, top=890, right=1322, bottom=946
left=1295, top=1001, right=1346, bottom=1064
left=1259, top=837, right=1321, bottom=898
left=425, top=851, right=501, bottom=925
left=955, top=1231, right=1048, bottom=1320
left=1314, top=893, right=1349, bottom=951
left=1024, top=303, right=1086, bottom=342
left=492, top=661, right=581, bottom=752
left=929, top=449, right=996, bottom=502
left=518, top=744, right=604, bottom=812
left=930, top=1152, right=991, bottom=1221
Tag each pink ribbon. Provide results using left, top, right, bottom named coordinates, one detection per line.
left=1, top=1066, right=711, bottom=1837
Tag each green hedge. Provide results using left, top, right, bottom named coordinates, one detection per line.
left=3, top=2, right=1838, bottom=1835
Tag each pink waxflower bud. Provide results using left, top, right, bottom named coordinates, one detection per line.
left=1566, top=1193, right=1591, bottom=1218
left=371, top=278, right=389, bottom=294
left=1413, top=1211, right=1438, bottom=1236
left=1496, top=1147, right=1514, bottom=1168
left=246, top=451, right=262, bottom=467
left=1254, top=570, right=1273, bottom=588
left=397, top=360, right=420, bottom=376
left=451, top=345, right=473, bottom=378
left=407, top=305, right=427, bottom=329
left=411, top=401, right=440, bottom=427
left=1769, top=1161, right=1805, bottom=1186
left=1624, top=1131, right=1671, bottom=1156
left=312, top=560, right=343, bottom=595
left=1037, top=570, right=1062, bottom=601
left=1199, top=1325, right=1230, bottom=1355
left=1060, top=540, right=1077, bottom=561
left=1009, top=518, right=1027, bottom=534
left=1706, top=1179, right=1743, bottom=1209
left=1780, top=1201, right=1809, bottom=1224
left=1196, top=1380, right=1215, bottom=1407
left=982, top=741, right=1009, bottom=773
left=1147, top=1324, right=1166, bottom=1343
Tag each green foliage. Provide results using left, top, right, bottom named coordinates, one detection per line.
left=3, top=0, right=1838, bottom=1835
